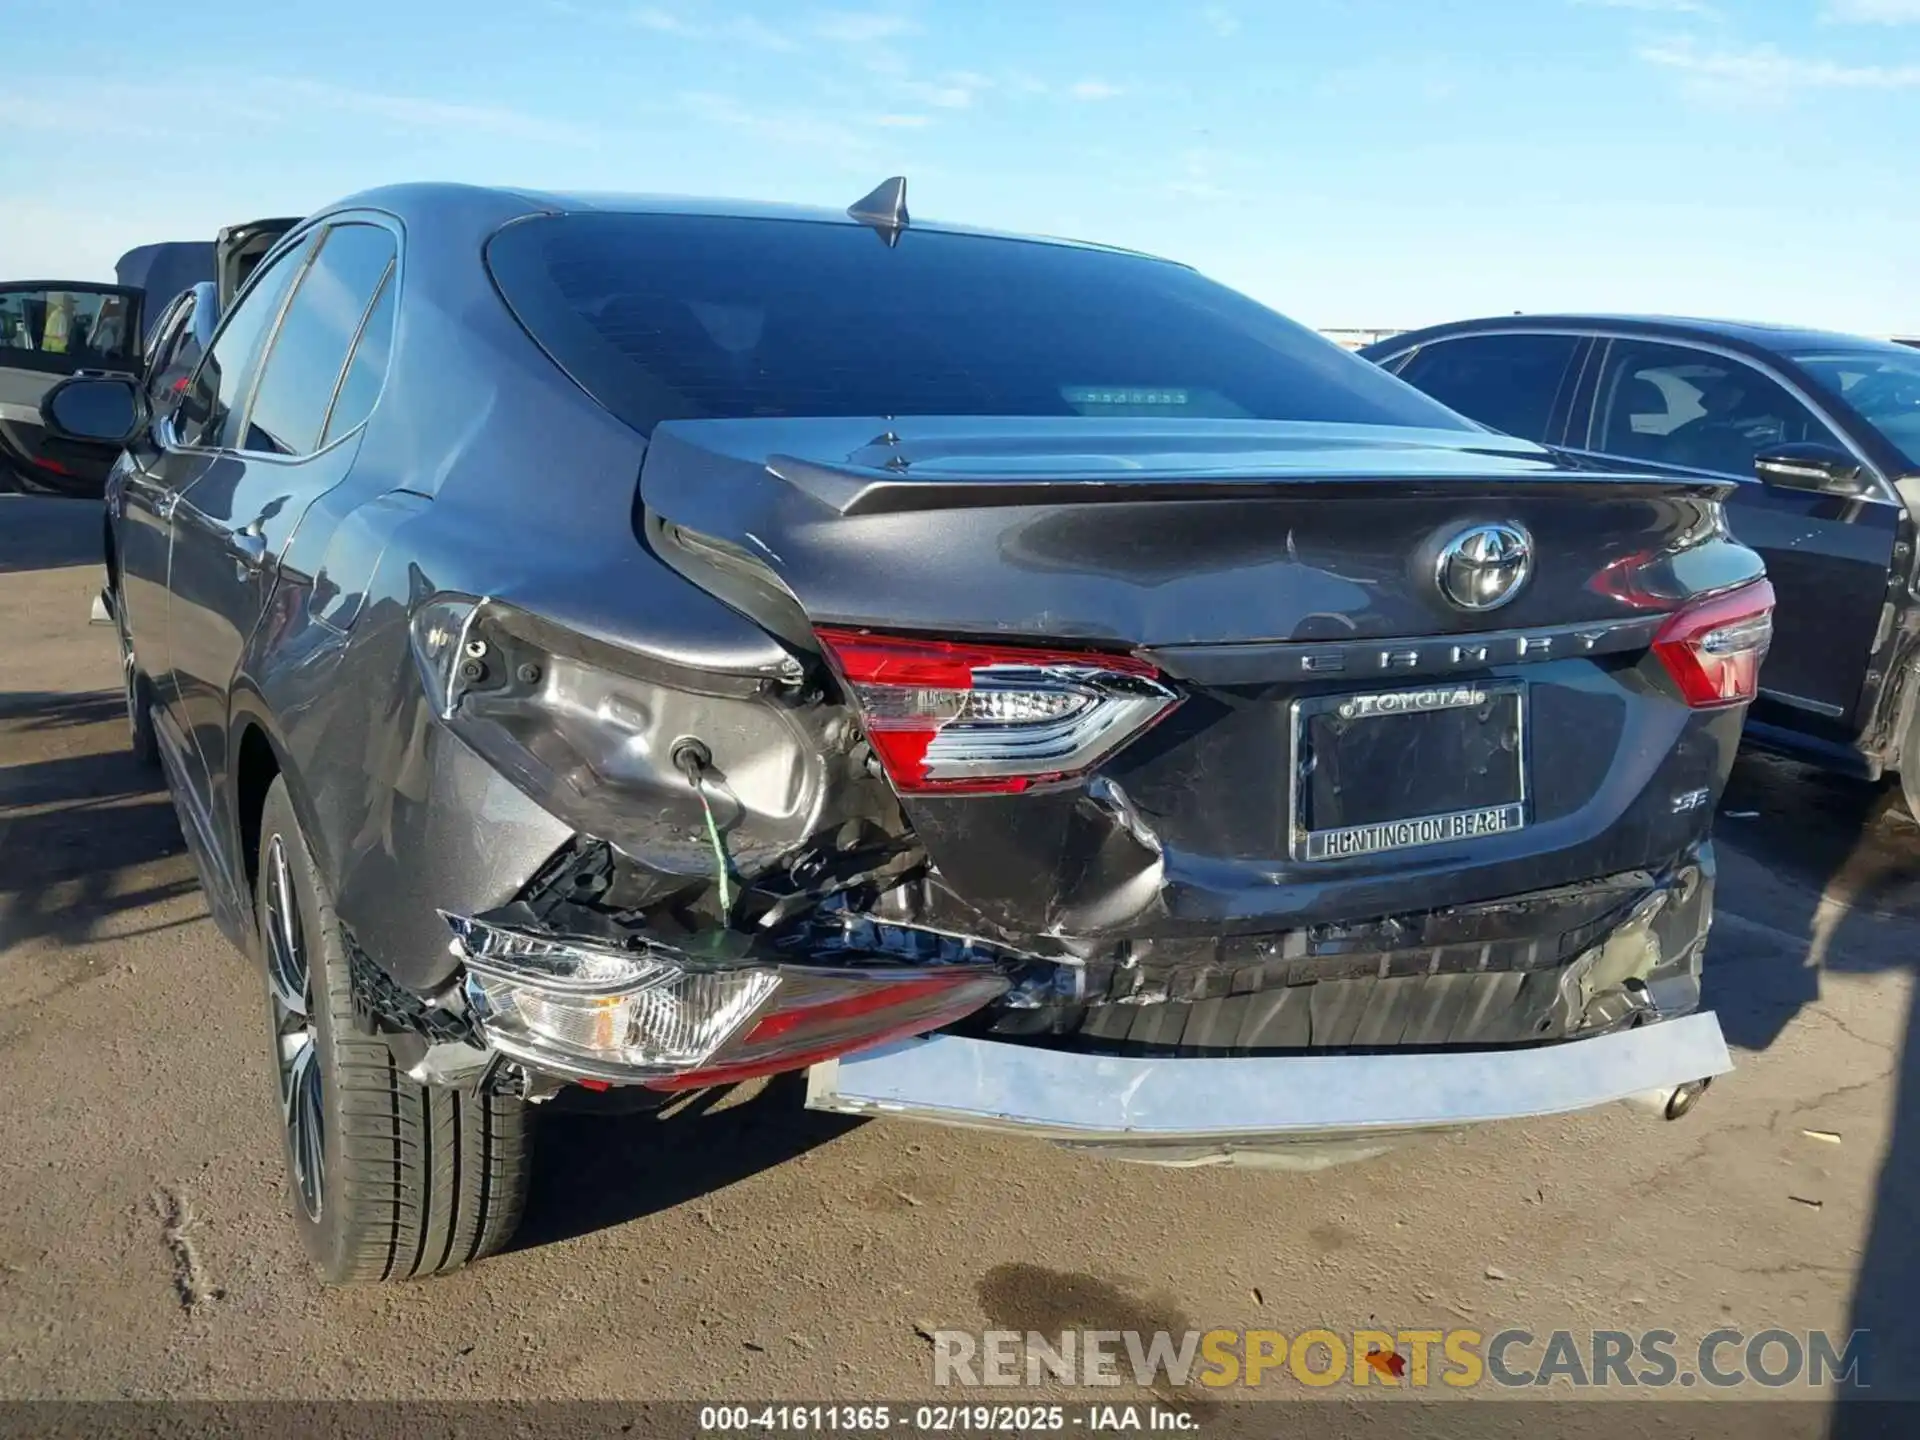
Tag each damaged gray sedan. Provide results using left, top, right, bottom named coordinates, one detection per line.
left=49, top=180, right=1764, bottom=1283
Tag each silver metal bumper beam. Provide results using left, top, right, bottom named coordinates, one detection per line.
left=804, top=1012, right=1732, bottom=1152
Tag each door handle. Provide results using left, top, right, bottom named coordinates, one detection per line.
left=232, top=525, right=268, bottom=569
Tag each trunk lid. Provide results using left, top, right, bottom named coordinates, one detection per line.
left=214, top=217, right=303, bottom=311
left=639, top=416, right=1743, bottom=650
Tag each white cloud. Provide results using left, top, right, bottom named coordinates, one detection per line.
left=729, top=15, right=798, bottom=48
left=1826, top=0, right=1920, bottom=21
left=629, top=5, right=798, bottom=47
left=1202, top=5, right=1240, bottom=36
left=267, top=78, right=600, bottom=143
left=1161, top=146, right=1256, bottom=202
left=871, top=112, right=930, bottom=127
left=0, top=94, right=146, bottom=135
left=1573, top=0, right=1718, bottom=13
left=1069, top=79, right=1125, bottom=100
left=678, top=90, right=880, bottom=161
left=633, top=5, right=698, bottom=34
left=810, top=9, right=917, bottom=44
left=895, top=73, right=993, bottom=108
left=1640, top=39, right=1920, bottom=88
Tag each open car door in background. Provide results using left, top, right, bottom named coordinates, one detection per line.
left=0, top=282, right=142, bottom=498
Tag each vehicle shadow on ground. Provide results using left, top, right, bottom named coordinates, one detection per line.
left=0, top=494, right=102, bottom=576
left=0, top=690, right=199, bottom=951
left=1706, top=752, right=1920, bottom=1421
left=1706, top=754, right=1917, bottom=1052
left=511, top=1074, right=861, bottom=1251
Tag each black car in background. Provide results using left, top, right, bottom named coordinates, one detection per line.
left=1364, top=317, right=1920, bottom=808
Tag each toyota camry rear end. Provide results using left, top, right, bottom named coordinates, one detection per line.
left=149, top=183, right=1767, bottom=1280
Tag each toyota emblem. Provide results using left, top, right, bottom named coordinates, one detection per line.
left=1435, top=523, right=1533, bottom=612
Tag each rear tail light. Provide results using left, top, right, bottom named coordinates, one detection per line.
left=1651, top=579, right=1775, bottom=708
left=646, top=968, right=1005, bottom=1091
left=445, top=913, right=1005, bottom=1086
left=814, top=629, right=1180, bottom=794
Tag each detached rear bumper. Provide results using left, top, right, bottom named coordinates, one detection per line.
left=804, top=1012, right=1731, bottom=1165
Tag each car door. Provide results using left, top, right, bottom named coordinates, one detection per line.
left=163, top=220, right=398, bottom=896
left=112, top=283, right=221, bottom=693
left=0, top=281, right=143, bottom=496
left=128, top=241, right=314, bottom=762
left=1577, top=337, right=1898, bottom=733
left=1384, top=331, right=1589, bottom=445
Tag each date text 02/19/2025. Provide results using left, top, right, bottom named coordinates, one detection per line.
left=697, top=1403, right=1201, bottom=1433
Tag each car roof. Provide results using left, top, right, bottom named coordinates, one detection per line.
left=1376, top=312, right=1913, bottom=360
left=315, top=180, right=1178, bottom=265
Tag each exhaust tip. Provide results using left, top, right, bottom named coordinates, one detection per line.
left=1664, top=1077, right=1711, bottom=1121
left=1628, top=1077, right=1712, bottom=1121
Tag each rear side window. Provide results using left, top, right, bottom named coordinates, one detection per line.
left=1590, top=340, right=1840, bottom=476
left=176, top=237, right=313, bottom=449
left=485, top=212, right=1474, bottom=435
left=1393, top=334, right=1582, bottom=442
left=241, top=223, right=397, bottom=456
left=320, top=269, right=397, bottom=447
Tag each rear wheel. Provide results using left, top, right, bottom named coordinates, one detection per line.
left=255, top=776, right=532, bottom=1283
left=1900, top=680, right=1920, bottom=828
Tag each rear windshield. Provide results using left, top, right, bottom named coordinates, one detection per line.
left=485, top=211, right=1473, bottom=436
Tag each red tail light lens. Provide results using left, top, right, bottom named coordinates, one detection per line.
left=814, top=629, right=1180, bottom=795
left=645, top=968, right=1005, bottom=1092
left=1652, top=579, right=1775, bottom=708
left=448, top=913, right=1006, bottom=1091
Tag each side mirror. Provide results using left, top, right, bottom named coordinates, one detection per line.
left=42, top=374, right=146, bottom=447
left=1754, top=443, right=1869, bottom=496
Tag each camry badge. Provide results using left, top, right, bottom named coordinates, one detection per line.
left=1436, top=522, right=1533, bottom=612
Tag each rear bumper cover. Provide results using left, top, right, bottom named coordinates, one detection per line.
left=804, top=1011, right=1731, bottom=1159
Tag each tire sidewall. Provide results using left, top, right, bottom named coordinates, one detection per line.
left=255, top=776, right=366, bottom=1282
left=114, top=583, right=160, bottom=767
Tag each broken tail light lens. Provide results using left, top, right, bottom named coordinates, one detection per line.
left=448, top=914, right=781, bottom=1071
left=645, top=967, right=1007, bottom=1091
left=445, top=914, right=1005, bottom=1083
left=1651, top=578, right=1775, bottom=709
left=814, top=629, right=1180, bottom=794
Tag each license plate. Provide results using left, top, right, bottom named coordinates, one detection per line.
left=1289, top=683, right=1527, bottom=862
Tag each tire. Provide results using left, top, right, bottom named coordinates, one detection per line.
left=255, top=776, right=532, bottom=1283
left=1900, top=683, right=1920, bottom=827
left=115, top=597, right=160, bottom=770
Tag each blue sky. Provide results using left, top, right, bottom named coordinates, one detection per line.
left=6, top=0, right=1918, bottom=334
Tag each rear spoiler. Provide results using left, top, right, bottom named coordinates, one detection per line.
left=765, top=454, right=1739, bottom=517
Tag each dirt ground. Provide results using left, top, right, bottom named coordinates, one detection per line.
left=1, top=494, right=1913, bottom=1421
